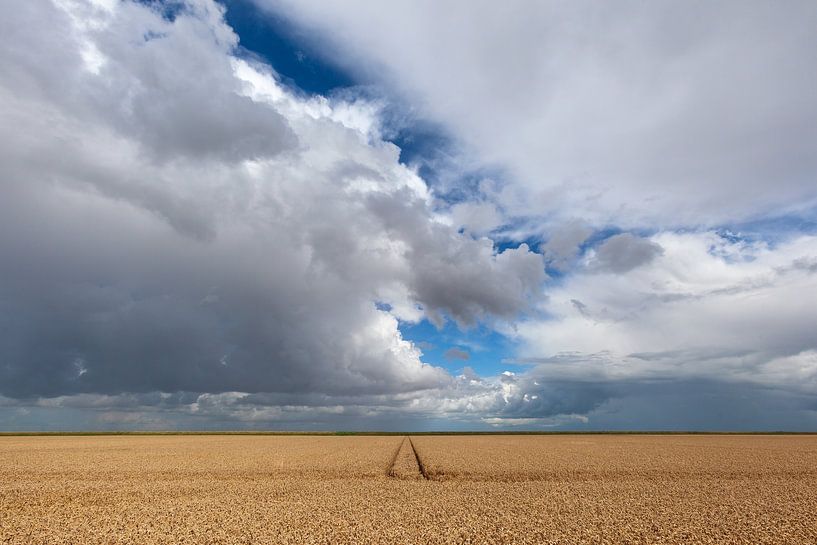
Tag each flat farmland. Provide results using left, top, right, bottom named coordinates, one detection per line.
left=1, top=435, right=816, bottom=544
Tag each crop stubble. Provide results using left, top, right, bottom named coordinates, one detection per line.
left=1, top=435, right=816, bottom=544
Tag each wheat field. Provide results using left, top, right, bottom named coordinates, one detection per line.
left=1, top=434, right=816, bottom=544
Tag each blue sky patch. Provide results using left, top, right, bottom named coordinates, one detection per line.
left=220, top=0, right=354, bottom=95
left=716, top=210, right=817, bottom=248
left=399, top=319, right=516, bottom=377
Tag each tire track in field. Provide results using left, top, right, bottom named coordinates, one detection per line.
left=385, top=437, right=406, bottom=476
left=407, top=437, right=430, bottom=480
left=387, top=436, right=428, bottom=480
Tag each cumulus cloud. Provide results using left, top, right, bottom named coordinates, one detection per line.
left=0, top=0, right=544, bottom=402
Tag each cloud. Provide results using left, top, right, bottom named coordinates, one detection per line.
left=2, top=0, right=816, bottom=431
left=539, top=219, right=593, bottom=271
left=449, top=201, right=503, bottom=236
left=507, top=232, right=817, bottom=416
left=262, top=0, right=817, bottom=229
left=587, top=233, right=664, bottom=273
left=443, top=347, right=470, bottom=361
left=0, top=0, right=544, bottom=401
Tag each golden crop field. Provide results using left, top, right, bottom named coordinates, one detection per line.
left=1, top=435, right=816, bottom=544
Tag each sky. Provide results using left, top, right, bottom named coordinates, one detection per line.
left=1, top=0, right=816, bottom=431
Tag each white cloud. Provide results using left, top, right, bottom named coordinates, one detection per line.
left=450, top=201, right=503, bottom=236
left=513, top=231, right=817, bottom=395
left=262, top=0, right=817, bottom=229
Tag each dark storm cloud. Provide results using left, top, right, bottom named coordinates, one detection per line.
left=494, top=372, right=611, bottom=419
left=584, top=379, right=817, bottom=432
left=0, top=0, right=545, bottom=401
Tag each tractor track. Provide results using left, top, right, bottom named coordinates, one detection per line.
left=387, top=436, right=429, bottom=480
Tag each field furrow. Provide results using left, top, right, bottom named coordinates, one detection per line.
left=387, top=437, right=424, bottom=480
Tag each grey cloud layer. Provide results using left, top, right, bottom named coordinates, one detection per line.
left=265, top=0, right=817, bottom=228
left=0, top=0, right=544, bottom=400
left=589, top=233, right=664, bottom=274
